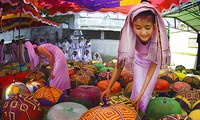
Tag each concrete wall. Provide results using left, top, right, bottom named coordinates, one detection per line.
left=0, top=28, right=31, bottom=43
left=91, top=39, right=119, bottom=62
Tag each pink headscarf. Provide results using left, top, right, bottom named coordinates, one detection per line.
left=25, top=41, right=39, bottom=70
left=117, top=2, right=171, bottom=71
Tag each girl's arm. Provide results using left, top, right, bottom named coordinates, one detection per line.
left=37, top=46, right=55, bottom=78
left=100, top=64, right=123, bottom=99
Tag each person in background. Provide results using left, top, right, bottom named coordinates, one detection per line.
left=84, top=38, right=92, bottom=57
left=100, top=1, right=171, bottom=114
left=71, top=50, right=80, bottom=62
left=16, top=39, right=26, bottom=63
left=55, top=38, right=63, bottom=50
left=38, top=37, right=47, bottom=45
left=32, top=38, right=38, bottom=45
left=0, top=39, right=6, bottom=64
left=62, top=37, right=68, bottom=54
left=10, top=39, right=18, bottom=62
left=68, top=39, right=76, bottom=57
left=76, top=37, right=85, bottom=59
left=25, top=41, right=71, bottom=93
left=92, top=52, right=103, bottom=64
left=64, top=50, right=70, bottom=60
left=82, top=49, right=92, bottom=63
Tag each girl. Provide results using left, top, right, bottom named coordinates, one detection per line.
left=93, top=52, right=103, bottom=64
left=25, top=41, right=71, bottom=92
left=101, top=2, right=170, bottom=113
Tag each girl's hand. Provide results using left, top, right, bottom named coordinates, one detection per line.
left=131, top=96, right=142, bottom=112
left=50, top=70, right=55, bottom=79
left=131, top=100, right=139, bottom=112
left=100, top=88, right=111, bottom=102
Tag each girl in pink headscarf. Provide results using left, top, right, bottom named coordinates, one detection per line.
left=25, top=41, right=71, bottom=92
left=101, top=2, right=170, bottom=113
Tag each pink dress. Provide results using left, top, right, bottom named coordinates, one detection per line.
left=130, top=39, right=160, bottom=112
left=40, top=44, right=71, bottom=91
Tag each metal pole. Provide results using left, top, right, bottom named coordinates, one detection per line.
left=18, top=0, right=23, bottom=72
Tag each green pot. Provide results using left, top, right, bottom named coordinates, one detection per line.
left=93, top=64, right=105, bottom=71
left=146, top=97, right=182, bottom=120
left=99, top=67, right=114, bottom=73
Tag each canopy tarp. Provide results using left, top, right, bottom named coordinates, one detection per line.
left=162, top=0, right=200, bottom=33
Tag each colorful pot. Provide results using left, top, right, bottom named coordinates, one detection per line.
left=97, top=70, right=113, bottom=82
left=76, top=69, right=96, bottom=84
left=172, top=82, right=191, bottom=92
left=25, top=70, right=46, bottom=81
left=99, top=94, right=132, bottom=107
left=124, top=81, right=133, bottom=98
left=188, top=109, right=200, bottom=120
left=160, top=71, right=179, bottom=84
left=7, top=69, right=19, bottom=76
left=3, top=93, right=42, bottom=120
left=183, top=76, right=200, bottom=89
left=82, top=65, right=98, bottom=73
left=2, top=81, right=31, bottom=103
left=70, top=73, right=92, bottom=89
left=160, top=114, right=191, bottom=120
left=154, top=79, right=170, bottom=92
left=97, top=80, right=122, bottom=94
left=120, top=70, right=134, bottom=88
left=175, top=88, right=200, bottom=111
left=80, top=102, right=139, bottom=120
left=14, top=71, right=29, bottom=83
left=34, top=86, right=65, bottom=108
left=99, top=67, right=114, bottom=73
left=93, top=64, right=105, bottom=71
left=68, top=85, right=101, bottom=109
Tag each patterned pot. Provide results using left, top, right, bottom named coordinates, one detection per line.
left=160, top=71, right=179, bottom=84
left=99, top=94, right=132, bottom=107
left=76, top=69, right=96, bottom=85
left=160, top=114, right=191, bottom=120
left=70, top=73, right=92, bottom=89
left=34, top=86, right=65, bottom=108
left=97, top=70, right=113, bottom=82
left=7, top=69, right=19, bottom=76
left=175, top=88, right=200, bottom=111
left=3, top=93, right=42, bottom=120
left=68, top=85, right=101, bottom=109
left=47, top=102, right=88, bottom=120
left=183, top=76, right=200, bottom=89
left=80, top=101, right=139, bottom=120
left=25, top=70, right=46, bottom=82
left=120, top=70, right=134, bottom=88
left=82, top=65, right=98, bottom=74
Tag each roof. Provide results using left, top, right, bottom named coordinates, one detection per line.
left=162, top=0, right=200, bottom=33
